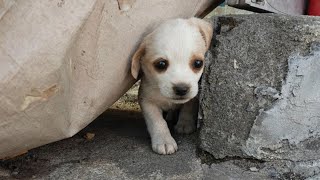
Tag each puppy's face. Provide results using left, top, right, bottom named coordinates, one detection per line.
left=132, top=18, right=213, bottom=104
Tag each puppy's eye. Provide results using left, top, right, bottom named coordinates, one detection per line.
left=193, top=60, right=203, bottom=69
left=154, top=59, right=169, bottom=72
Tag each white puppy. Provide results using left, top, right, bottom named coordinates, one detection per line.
left=131, top=18, right=213, bottom=155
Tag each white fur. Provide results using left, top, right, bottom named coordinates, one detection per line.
left=132, top=18, right=213, bottom=155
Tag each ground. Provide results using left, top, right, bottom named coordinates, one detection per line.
left=0, top=107, right=276, bottom=180
left=0, top=84, right=305, bottom=180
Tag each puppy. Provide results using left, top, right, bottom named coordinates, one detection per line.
left=131, top=18, right=213, bottom=155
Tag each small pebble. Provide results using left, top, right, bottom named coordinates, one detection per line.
left=84, top=133, right=95, bottom=140
left=249, top=167, right=259, bottom=172
left=0, top=169, right=10, bottom=177
left=11, top=170, right=19, bottom=176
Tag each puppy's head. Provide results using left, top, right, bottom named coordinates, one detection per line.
left=131, top=18, right=213, bottom=103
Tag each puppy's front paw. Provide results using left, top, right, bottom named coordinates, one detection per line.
left=174, top=120, right=196, bottom=134
left=152, top=135, right=178, bottom=155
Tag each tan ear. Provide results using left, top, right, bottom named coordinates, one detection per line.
left=131, top=40, right=146, bottom=79
left=189, top=18, right=213, bottom=50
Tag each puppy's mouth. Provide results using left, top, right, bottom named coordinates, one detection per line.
left=172, top=97, right=188, bottom=100
left=170, top=96, right=190, bottom=104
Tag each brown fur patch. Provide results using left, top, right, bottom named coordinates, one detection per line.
left=131, top=41, right=146, bottom=79
left=152, top=58, right=169, bottom=73
left=141, top=56, right=168, bottom=76
left=189, top=54, right=204, bottom=73
left=199, top=28, right=207, bottom=48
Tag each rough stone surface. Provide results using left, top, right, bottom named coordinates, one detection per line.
left=244, top=46, right=320, bottom=162
left=199, top=14, right=320, bottom=178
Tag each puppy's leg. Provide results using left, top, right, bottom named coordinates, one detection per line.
left=175, top=97, right=198, bottom=134
left=141, top=101, right=178, bottom=155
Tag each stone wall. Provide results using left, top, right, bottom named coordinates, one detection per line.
left=199, top=14, right=320, bottom=177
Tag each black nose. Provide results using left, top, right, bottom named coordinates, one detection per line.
left=173, top=83, right=190, bottom=96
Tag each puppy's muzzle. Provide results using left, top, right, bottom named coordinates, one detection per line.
left=173, top=83, right=190, bottom=96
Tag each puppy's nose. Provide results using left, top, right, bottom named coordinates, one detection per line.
left=173, top=83, right=190, bottom=96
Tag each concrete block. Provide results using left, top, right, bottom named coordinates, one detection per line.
left=199, top=14, right=320, bottom=165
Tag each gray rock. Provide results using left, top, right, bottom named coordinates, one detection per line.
left=199, top=14, right=320, bottom=177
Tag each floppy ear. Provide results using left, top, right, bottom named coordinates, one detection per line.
left=131, top=40, right=146, bottom=79
left=189, top=18, right=213, bottom=50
